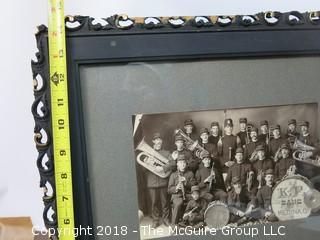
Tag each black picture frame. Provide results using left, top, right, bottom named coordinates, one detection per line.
left=31, top=11, right=320, bottom=240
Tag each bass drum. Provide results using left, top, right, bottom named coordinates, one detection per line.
left=271, top=174, right=313, bottom=221
left=204, top=201, right=230, bottom=229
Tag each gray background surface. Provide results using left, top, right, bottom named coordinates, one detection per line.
left=80, top=56, right=320, bottom=240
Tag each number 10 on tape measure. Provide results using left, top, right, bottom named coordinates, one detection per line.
left=48, top=0, right=75, bottom=239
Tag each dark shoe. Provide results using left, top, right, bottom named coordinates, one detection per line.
left=162, top=219, right=170, bottom=227
left=193, top=221, right=205, bottom=229
left=151, top=221, right=160, bottom=228
left=178, top=222, right=187, bottom=228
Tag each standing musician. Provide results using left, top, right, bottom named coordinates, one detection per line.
left=172, top=134, right=198, bottom=173
left=274, top=143, right=296, bottom=181
left=168, top=155, right=196, bottom=225
left=195, top=152, right=227, bottom=203
left=218, top=119, right=241, bottom=179
left=258, top=120, right=269, bottom=145
left=255, top=169, right=278, bottom=221
left=209, top=121, right=221, bottom=147
left=226, top=147, right=254, bottom=193
left=252, top=145, right=274, bottom=189
left=244, top=127, right=262, bottom=161
left=183, top=119, right=197, bottom=141
left=146, top=132, right=174, bottom=228
left=237, top=118, right=248, bottom=148
left=298, top=121, right=314, bottom=146
left=180, top=185, right=207, bottom=228
left=268, top=125, right=288, bottom=160
left=286, top=119, right=299, bottom=146
left=198, top=127, right=219, bottom=159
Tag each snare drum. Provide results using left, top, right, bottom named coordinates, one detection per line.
left=271, top=174, right=313, bottom=221
left=204, top=201, right=230, bottom=229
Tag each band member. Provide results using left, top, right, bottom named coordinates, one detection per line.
left=244, top=127, right=261, bottom=161
left=146, top=132, right=173, bottom=228
left=274, top=143, right=296, bottom=181
left=226, top=148, right=254, bottom=192
left=196, top=152, right=227, bottom=203
left=218, top=119, right=241, bottom=177
left=237, top=118, right=248, bottom=148
left=255, top=169, right=278, bottom=221
left=298, top=121, right=314, bottom=146
left=183, top=119, right=197, bottom=141
left=180, top=185, right=207, bottom=228
left=198, top=127, right=218, bottom=159
left=209, top=121, right=221, bottom=146
left=252, top=145, right=274, bottom=189
left=268, top=125, right=288, bottom=159
left=168, top=155, right=196, bottom=224
left=286, top=119, right=299, bottom=146
left=258, top=120, right=269, bottom=144
left=172, top=134, right=198, bottom=172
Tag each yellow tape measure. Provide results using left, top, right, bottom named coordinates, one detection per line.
left=48, top=0, right=75, bottom=239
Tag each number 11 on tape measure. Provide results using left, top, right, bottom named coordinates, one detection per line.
left=48, top=0, right=75, bottom=239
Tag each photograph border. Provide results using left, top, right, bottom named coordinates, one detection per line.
left=31, top=11, right=320, bottom=239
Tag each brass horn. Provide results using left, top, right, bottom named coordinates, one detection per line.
left=135, top=138, right=171, bottom=178
left=292, top=138, right=316, bottom=161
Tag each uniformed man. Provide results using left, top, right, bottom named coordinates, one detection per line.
left=258, top=120, right=269, bottom=145
left=286, top=119, right=299, bottom=146
left=268, top=125, right=288, bottom=160
left=145, top=132, right=174, bottom=228
left=183, top=119, right=197, bottom=141
left=255, top=169, right=278, bottom=221
left=218, top=119, right=241, bottom=178
left=195, top=152, right=227, bottom=203
left=252, top=145, right=274, bottom=189
left=298, top=121, right=314, bottom=146
left=198, top=127, right=219, bottom=159
left=209, top=121, right=221, bottom=147
left=168, top=155, right=196, bottom=224
left=274, top=143, right=296, bottom=181
left=180, top=185, right=207, bottom=228
left=172, top=134, right=198, bottom=173
left=226, top=147, right=254, bottom=192
left=244, top=127, right=262, bottom=161
left=237, top=118, right=248, bottom=148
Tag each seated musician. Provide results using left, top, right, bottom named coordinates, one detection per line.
left=254, top=169, right=278, bottom=222
left=274, top=143, right=296, bottom=181
left=269, top=125, right=288, bottom=160
left=171, top=134, right=198, bottom=173
left=168, top=155, right=196, bottom=225
left=179, top=185, right=207, bottom=228
left=196, top=152, right=227, bottom=203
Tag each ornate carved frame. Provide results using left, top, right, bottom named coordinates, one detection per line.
left=31, top=11, right=320, bottom=239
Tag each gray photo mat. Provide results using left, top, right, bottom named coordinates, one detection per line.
left=79, top=56, right=320, bottom=240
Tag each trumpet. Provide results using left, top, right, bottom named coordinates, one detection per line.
left=178, top=172, right=186, bottom=201
left=136, top=138, right=172, bottom=178
left=174, top=129, right=209, bottom=155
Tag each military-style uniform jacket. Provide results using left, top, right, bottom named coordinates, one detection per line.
left=195, top=166, right=225, bottom=193
left=269, top=137, right=288, bottom=158
left=256, top=185, right=273, bottom=210
left=199, top=141, right=219, bottom=159
left=244, top=140, right=261, bottom=160
left=145, top=149, right=175, bottom=188
left=237, top=131, right=247, bottom=147
left=168, top=170, right=196, bottom=199
left=258, top=133, right=268, bottom=144
left=228, top=187, right=251, bottom=208
left=209, top=135, right=221, bottom=147
left=286, top=131, right=299, bottom=146
left=298, top=133, right=314, bottom=146
left=174, top=149, right=198, bottom=172
left=252, top=159, right=274, bottom=175
left=185, top=198, right=207, bottom=218
left=184, top=131, right=198, bottom=141
left=274, top=157, right=295, bottom=181
left=218, top=135, right=240, bottom=169
left=225, top=162, right=252, bottom=189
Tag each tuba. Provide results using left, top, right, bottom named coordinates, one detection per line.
left=174, top=129, right=209, bottom=155
left=136, top=138, right=172, bottom=178
left=292, top=138, right=316, bottom=161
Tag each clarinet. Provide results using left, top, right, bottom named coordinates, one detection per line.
left=178, top=172, right=186, bottom=201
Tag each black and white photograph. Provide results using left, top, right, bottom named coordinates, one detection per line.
left=132, top=103, right=320, bottom=239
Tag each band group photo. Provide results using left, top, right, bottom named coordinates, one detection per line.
left=132, top=103, right=320, bottom=239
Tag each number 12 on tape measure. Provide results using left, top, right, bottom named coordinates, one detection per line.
left=48, top=0, right=75, bottom=239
